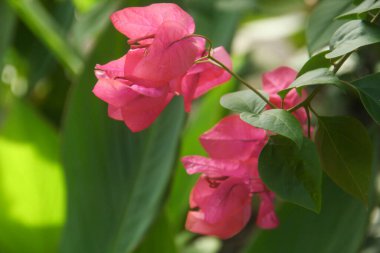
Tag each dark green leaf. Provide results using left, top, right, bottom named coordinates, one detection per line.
left=306, top=0, right=352, bottom=54
left=337, top=0, right=380, bottom=20
left=315, top=116, right=372, bottom=203
left=6, top=0, right=83, bottom=75
left=352, top=72, right=380, bottom=124
left=326, top=20, right=380, bottom=59
left=297, top=51, right=331, bottom=77
left=243, top=177, right=368, bottom=253
left=61, top=25, right=185, bottom=253
left=0, top=1, right=16, bottom=70
left=220, top=90, right=268, bottom=114
left=0, top=98, right=65, bottom=253
left=279, top=68, right=342, bottom=97
left=240, top=109, right=304, bottom=148
left=259, top=136, right=322, bottom=212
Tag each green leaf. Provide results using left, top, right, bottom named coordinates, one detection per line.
left=6, top=0, right=83, bottom=75
left=297, top=51, right=331, bottom=77
left=315, top=116, right=372, bottom=203
left=243, top=177, right=368, bottom=253
left=326, top=20, right=380, bottom=59
left=60, top=24, right=185, bottom=253
left=351, top=72, right=380, bottom=124
left=240, top=109, right=304, bottom=148
left=259, top=136, right=322, bottom=212
left=220, top=89, right=268, bottom=114
left=306, top=0, right=353, bottom=54
left=0, top=99, right=65, bottom=253
left=337, top=0, right=380, bottom=20
left=134, top=212, right=178, bottom=253
left=0, top=0, right=16, bottom=70
left=279, top=68, right=342, bottom=97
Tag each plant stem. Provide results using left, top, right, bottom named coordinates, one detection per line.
left=288, top=86, right=321, bottom=112
left=305, top=106, right=311, bottom=138
left=208, top=55, right=276, bottom=108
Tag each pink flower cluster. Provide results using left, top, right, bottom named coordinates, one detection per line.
left=182, top=115, right=278, bottom=239
left=182, top=67, right=309, bottom=239
left=93, top=3, right=231, bottom=132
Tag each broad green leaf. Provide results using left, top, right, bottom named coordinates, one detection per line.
left=134, top=212, right=177, bottom=253
left=306, top=0, right=352, bottom=54
left=337, top=0, right=380, bottom=19
left=351, top=72, right=380, bottom=124
left=60, top=24, right=185, bottom=253
left=297, top=51, right=331, bottom=77
left=6, top=0, right=83, bottom=75
left=220, top=89, right=268, bottom=114
left=315, top=116, right=372, bottom=203
left=259, top=136, right=322, bottom=212
left=244, top=177, right=368, bottom=253
left=279, top=68, right=342, bottom=97
left=240, top=109, right=304, bottom=148
left=0, top=98, right=65, bottom=253
left=326, top=20, right=380, bottom=59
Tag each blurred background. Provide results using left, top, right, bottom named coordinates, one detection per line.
left=0, top=0, right=379, bottom=252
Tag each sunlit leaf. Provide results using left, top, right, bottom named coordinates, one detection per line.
left=259, top=136, right=322, bottom=212
left=0, top=98, right=65, bottom=253
left=315, top=116, right=372, bottom=203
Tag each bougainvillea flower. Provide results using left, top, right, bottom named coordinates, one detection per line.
left=261, top=67, right=309, bottom=131
left=93, top=3, right=232, bottom=132
left=186, top=177, right=252, bottom=239
left=200, top=115, right=267, bottom=160
left=110, top=3, right=201, bottom=85
left=182, top=115, right=278, bottom=239
left=179, top=47, right=232, bottom=112
left=93, top=51, right=173, bottom=132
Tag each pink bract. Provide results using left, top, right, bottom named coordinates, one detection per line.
left=182, top=115, right=278, bottom=239
left=200, top=115, right=267, bottom=160
left=93, top=52, right=174, bottom=132
left=111, top=3, right=200, bottom=85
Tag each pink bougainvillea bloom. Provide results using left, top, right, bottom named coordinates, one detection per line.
left=262, top=66, right=310, bottom=133
left=93, top=51, right=173, bottom=132
left=200, top=115, right=267, bottom=160
left=110, top=3, right=201, bottom=86
left=186, top=177, right=252, bottom=239
left=182, top=115, right=278, bottom=239
left=93, top=3, right=232, bottom=132
left=179, top=47, right=232, bottom=112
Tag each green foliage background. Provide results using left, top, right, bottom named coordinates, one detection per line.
left=0, top=0, right=379, bottom=252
